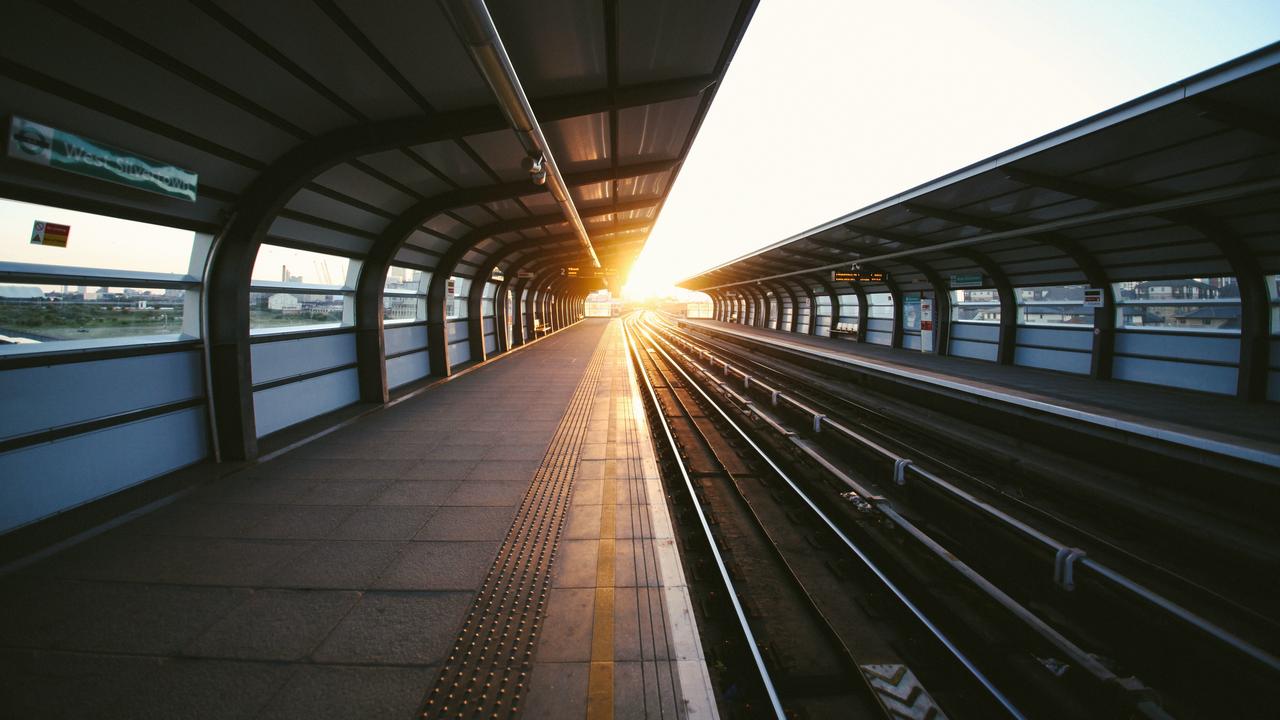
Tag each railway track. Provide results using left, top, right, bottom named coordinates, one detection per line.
left=668, top=316, right=1280, bottom=631
left=626, top=311, right=1280, bottom=719
left=628, top=315, right=1032, bottom=719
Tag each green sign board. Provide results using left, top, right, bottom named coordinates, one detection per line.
left=7, top=116, right=198, bottom=202
left=950, top=273, right=983, bottom=288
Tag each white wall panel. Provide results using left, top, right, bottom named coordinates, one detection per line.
left=387, top=350, right=430, bottom=389
left=1115, top=332, right=1239, bottom=364
left=251, top=333, right=356, bottom=386
left=1016, top=327, right=1092, bottom=351
left=449, top=339, right=471, bottom=365
left=253, top=368, right=359, bottom=437
left=951, top=339, right=1000, bottom=362
left=1015, top=347, right=1091, bottom=375
left=0, top=407, right=208, bottom=534
left=0, top=351, right=203, bottom=440
left=950, top=323, right=1000, bottom=342
left=866, top=330, right=892, bottom=346
left=1113, top=357, right=1236, bottom=395
left=385, top=324, right=428, bottom=356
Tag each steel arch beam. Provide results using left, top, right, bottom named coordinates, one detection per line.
left=205, top=78, right=712, bottom=459
left=463, top=226, right=649, bottom=361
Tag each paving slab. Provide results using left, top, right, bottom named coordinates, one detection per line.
left=0, top=320, right=714, bottom=719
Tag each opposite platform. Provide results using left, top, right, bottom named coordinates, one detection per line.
left=683, top=317, right=1280, bottom=468
left=0, top=319, right=713, bottom=719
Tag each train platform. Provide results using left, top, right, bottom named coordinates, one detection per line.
left=0, top=319, right=713, bottom=719
left=681, top=318, right=1280, bottom=468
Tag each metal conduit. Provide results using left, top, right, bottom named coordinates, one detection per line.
left=439, top=0, right=601, bottom=268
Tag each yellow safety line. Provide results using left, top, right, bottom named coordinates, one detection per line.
left=587, top=372, right=620, bottom=720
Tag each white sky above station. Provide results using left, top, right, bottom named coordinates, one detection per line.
left=621, top=0, right=1280, bottom=301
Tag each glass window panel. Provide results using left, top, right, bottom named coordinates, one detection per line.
left=252, top=244, right=351, bottom=288
left=0, top=283, right=187, bottom=347
left=1, top=198, right=199, bottom=276
left=1268, top=275, right=1280, bottom=335
left=1016, top=284, right=1095, bottom=327
left=867, top=292, right=894, bottom=319
left=385, top=265, right=428, bottom=294
left=250, top=291, right=346, bottom=333
left=383, top=295, right=424, bottom=323
left=446, top=276, right=469, bottom=319
left=951, top=288, right=1001, bottom=323
left=1113, top=277, right=1240, bottom=333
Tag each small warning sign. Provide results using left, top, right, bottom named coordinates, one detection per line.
left=30, top=220, right=70, bottom=247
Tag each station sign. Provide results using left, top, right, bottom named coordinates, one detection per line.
left=950, top=273, right=984, bottom=288
left=29, top=220, right=70, bottom=248
left=562, top=267, right=616, bottom=278
left=1082, top=288, right=1105, bottom=307
left=832, top=270, right=886, bottom=283
left=7, top=116, right=198, bottom=202
left=920, top=298, right=935, bottom=352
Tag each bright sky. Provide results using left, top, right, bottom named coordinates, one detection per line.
left=622, top=0, right=1280, bottom=301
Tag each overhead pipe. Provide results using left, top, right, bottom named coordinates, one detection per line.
left=439, top=0, right=601, bottom=269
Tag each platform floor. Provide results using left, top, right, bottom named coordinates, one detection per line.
left=0, top=319, right=712, bottom=719
left=684, top=318, right=1280, bottom=461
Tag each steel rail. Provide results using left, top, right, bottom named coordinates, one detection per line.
left=631, top=314, right=1025, bottom=719
left=648, top=314, right=1280, bottom=679
left=621, top=318, right=785, bottom=719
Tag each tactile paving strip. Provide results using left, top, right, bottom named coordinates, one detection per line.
left=423, top=335, right=610, bottom=718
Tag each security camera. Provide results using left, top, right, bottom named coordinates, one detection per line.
left=523, top=154, right=547, bottom=185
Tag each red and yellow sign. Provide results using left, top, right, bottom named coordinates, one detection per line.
left=30, top=220, right=70, bottom=247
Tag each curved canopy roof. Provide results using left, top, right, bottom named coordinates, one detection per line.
left=680, top=43, right=1280, bottom=296
left=0, top=0, right=757, bottom=284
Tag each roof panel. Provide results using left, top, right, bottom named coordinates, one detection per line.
left=0, top=4, right=293, bottom=163
left=618, top=0, right=740, bottom=84
left=282, top=190, right=387, bottom=234
left=463, top=130, right=530, bottom=182
left=96, top=0, right=353, bottom=135
left=616, top=171, right=671, bottom=200
left=617, top=96, right=701, bottom=161
left=484, top=198, right=532, bottom=221
left=452, top=206, right=496, bottom=227
left=490, top=0, right=608, bottom=97
left=571, top=182, right=613, bottom=204
left=410, top=141, right=490, bottom=188
left=356, top=150, right=455, bottom=198
left=312, top=163, right=417, bottom=215
left=544, top=113, right=611, bottom=172
left=424, top=214, right=469, bottom=239
left=334, top=0, right=493, bottom=111
left=211, top=0, right=422, bottom=119
left=267, top=216, right=373, bottom=256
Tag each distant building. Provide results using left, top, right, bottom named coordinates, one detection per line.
left=1172, top=305, right=1241, bottom=330
left=0, top=285, right=45, bottom=300
left=267, top=293, right=301, bottom=313
left=1133, top=279, right=1220, bottom=300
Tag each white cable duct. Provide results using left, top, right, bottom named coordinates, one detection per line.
left=439, top=0, right=603, bottom=270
